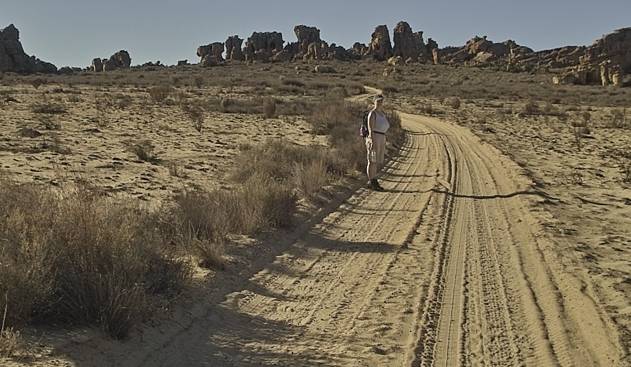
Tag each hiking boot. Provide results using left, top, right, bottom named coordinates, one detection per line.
left=370, top=179, right=385, bottom=192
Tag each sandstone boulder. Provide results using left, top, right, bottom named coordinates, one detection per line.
left=388, top=56, right=402, bottom=66
left=368, top=25, right=393, bottom=61
left=272, top=49, right=293, bottom=63
left=177, top=60, right=188, bottom=66
left=244, top=32, right=284, bottom=62
left=328, top=44, right=351, bottom=61
left=350, top=42, right=368, bottom=59
left=393, top=21, right=424, bottom=61
left=294, top=25, right=321, bottom=57
left=100, top=50, right=131, bottom=71
left=314, top=65, right=336, bottom=73
left=198, top=42, right=224, bottom=66
left=225, top=36, right=244, bottom=61
left=92, top=58, right=104, bottom=72
left=0, top=24, right=57, bottom=73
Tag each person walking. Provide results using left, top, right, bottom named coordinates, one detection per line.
left=366, top=95, right=390, bottom=191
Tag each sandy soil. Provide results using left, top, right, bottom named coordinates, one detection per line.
left=6, top=103, right=625, bottom=366
left=0, top=84, right=321, bottom=201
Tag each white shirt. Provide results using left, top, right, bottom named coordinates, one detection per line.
left=368, top=110, right=390, bottom=134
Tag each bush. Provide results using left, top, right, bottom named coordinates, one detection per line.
left=128, top=140, right=159, bottom=163
left=148, top=86, right=173, bottom=104
left=522, top=99, right=539, bottom=115
left=446, top=97, right=461, bottom=110
left=31, top=102, right=67, bottom=114
left=263, top=98, right=277, bottom=118
left=293, top=159, right=329, bottom=198
left=0, top=179, right=191, bottom=338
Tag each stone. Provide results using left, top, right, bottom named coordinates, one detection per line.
left=177, top=60, right=189, bottom=66
left=368, top=25, right=393, bottom=61
left=272, top=49, right=293, bottom=63
left=314, top=65, right=336, bottom=73
left=197, top=42, right=224, bottom=65
left=388, top=56, right=402, bottom=66
left=393, top=21, right=424, bottom=61
left=225, top=36, right=244, bottom=61
left=0, top=24, right=57, bottom=73
left=99, top=50, right=131, bottom=71
left=92, top=58, right=104, bottom=72
left=294, top=25, right=321, bottom=58
left=244, top=32, right=284, bottom=62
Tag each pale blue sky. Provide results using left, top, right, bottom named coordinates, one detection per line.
left=2, top=0, right=629, bottom=67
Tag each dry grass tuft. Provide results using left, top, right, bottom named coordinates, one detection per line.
left=0, top=179, right=191, bottom=339
left=128, top=140, right=160, bottom=163
left=148, top=86, right=173, bottom=104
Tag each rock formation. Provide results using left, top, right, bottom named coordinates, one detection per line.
left=197, top=42, right=224, bottom=66
left=102, top=50, right=131, bottom=71
left=393, top=21, right=425, bottom=62
left=368, top=25, right=393, bottom=61
left=244, top=32, right=284, bottom=62
left=225, top=35, right=244, bottom=61
left=295, top=25, right=321, bottom=58
left=91, top=58, right=104, bottom=72
left=0, top=24, right=57, bottom=73
left=550, top=28, right=630, bottom=87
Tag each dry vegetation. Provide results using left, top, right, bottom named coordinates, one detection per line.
left=0, top=64, right=404, bottom=353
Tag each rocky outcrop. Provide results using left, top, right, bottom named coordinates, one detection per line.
left=102, top=50, right=131, bottom=71
left=91, top=58, right=104, bottom=72
left=198, top=42, right=224, bottom=66
left=225, top=35, right=244, bottom=61
left=393, top=21, right=425, bottom=62
left=550, top=28, right=630, bottom=87
left=0, top=24, right=57, bottom=73
left=350, top=42, right=368, bottom=59
left=244, top=32, right=284, bottom=62
left=368, top=25, right=393, bottom=61
left=584, top=27, right=631, bottom=73
left=295, top=25, right=321, bottom=58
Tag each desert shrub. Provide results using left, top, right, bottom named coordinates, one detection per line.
left=275, top=99, right=314, bottom=116
left=445, top=97, right=461, bottom=110
left=181, top=100, right=205, bottom=132
left=522, top=99, right=539, bottom=115
left=0, top=179, right=191, bottom=338
left=282, top=78, right=306, bottom=88
left=128, top=140, right=159, bottom=163
left=30, top=78, right=46, bottom=89
left=418, top=102, right=434, bottom=115
left=293, top=159, right=328, bottom=198
left=31, top=101, right=67, bottom=114
left=147, top=85, right=173, bottom=104
left=232, top=140, right=325, bottom=183
left=235, top=175, right=297, bottom=232
left=607, top=109, right=627, bottom=128
left=113, top=94, right=133, bottom=109
left=219, top=97, right=261, bottom=114
left=263, top=97, right=277, bottom=118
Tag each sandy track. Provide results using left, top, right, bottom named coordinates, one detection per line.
left=44, top=110, right=622, bottom=366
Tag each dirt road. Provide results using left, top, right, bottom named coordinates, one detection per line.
left=55, top=111, right=623, bottom=366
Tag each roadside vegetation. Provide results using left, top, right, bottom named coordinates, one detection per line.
left=0, top=69, right=403, bottom=351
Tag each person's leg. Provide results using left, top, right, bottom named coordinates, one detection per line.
left=375, top=135, right=386, bottom=174
left=366, top=138, right=377, bottom=180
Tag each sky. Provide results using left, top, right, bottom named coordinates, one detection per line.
left=1, top=0, right=630, bottom=67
